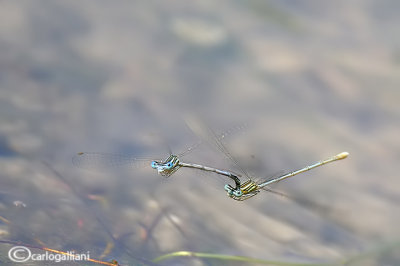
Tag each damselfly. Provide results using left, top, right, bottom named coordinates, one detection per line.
left=185, top=118, right=349, bottom=201
left=73, top=126, right=246, bottom=195
left=224, top=152, right=348, bottom=201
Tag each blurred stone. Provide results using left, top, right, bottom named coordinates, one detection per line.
left=171, top=17, right=228, bottom=47
left=0, top=136, right=16, bottom=157
left=9, top=133, right=43, bottom=154
left=13, top=200, right=27, bottom=208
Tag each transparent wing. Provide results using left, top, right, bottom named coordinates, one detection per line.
left=260, top=186, right=291, bottom=199
left=184, top=117, right=252, bottom=179
left=178, top=121, right=248, bottom=158
left=72, top=152, right=154, bottom=170
left=260, top=184, right=336, bottom=218
left=254, top=170, right=286, bottom=186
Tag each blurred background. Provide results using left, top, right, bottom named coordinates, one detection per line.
left=0, top=0, right=399, bottom=265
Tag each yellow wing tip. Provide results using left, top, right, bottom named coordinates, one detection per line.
left=336, top=152, right=349, bottom=160
left=77, top=152, right=84, bottom=155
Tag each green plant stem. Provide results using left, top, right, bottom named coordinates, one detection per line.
left=152, top=251, right=333, bottom=266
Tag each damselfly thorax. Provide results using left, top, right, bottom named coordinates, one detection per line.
left=150, top=155, right=181, bottom=177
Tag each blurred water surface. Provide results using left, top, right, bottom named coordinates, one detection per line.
left=0, top=0, right=399, bottom=265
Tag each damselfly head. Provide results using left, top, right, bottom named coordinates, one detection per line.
left=224, top=184, right=234, bottom=196
left=225, top=184, right=243, bottom=199
left=151, top=155, right=181, bottom=177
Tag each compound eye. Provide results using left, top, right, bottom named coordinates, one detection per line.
left=224, top=184, right=231, bottom=193
left=151, top=161, right=157, bottom=169
left=233, top=190, right=243, bottom=197
left=167, top=162, right=173, bottom=169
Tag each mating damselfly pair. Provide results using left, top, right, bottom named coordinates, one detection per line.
left=73, top=121, right=349, bottom=201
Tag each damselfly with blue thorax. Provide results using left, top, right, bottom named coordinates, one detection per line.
left=73, top=126, right=247, bottom=195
